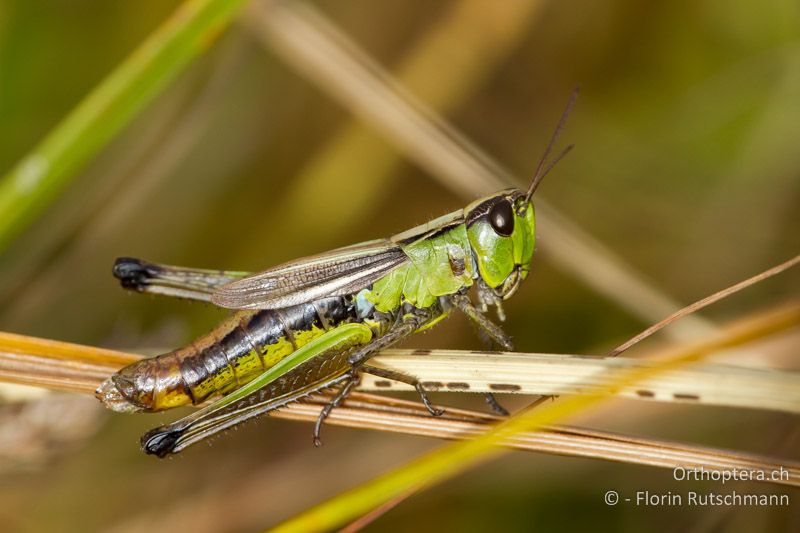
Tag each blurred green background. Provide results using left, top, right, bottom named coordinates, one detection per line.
left=0, top=0, right=798, bottom=531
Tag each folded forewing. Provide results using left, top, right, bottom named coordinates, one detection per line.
left=210, top=239, right=409, bottom=310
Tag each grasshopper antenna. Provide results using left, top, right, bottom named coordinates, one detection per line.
left=523, top=85, right=579, bottom=206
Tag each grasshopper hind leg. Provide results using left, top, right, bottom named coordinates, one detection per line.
left=141, top=425, right=185, bottom=458
left=313, top=371, right=360, bottom=447
left=312, top=364, right=445, bottom=447
left=112, top=257, right=248, bottom=302
left=311, top=363, right=446, bottom=447
left=483, top=392, right=509, bottom=416
left=313, top=316, right=447, bottom=445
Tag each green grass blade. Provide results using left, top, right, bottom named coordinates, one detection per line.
left=0, top=0, right=249, bottom=252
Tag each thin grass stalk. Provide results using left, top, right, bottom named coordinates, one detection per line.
left=0, top=0, right=249, bottom=251
left=246, top=0, right=714, bottom=340
left=608, top=255, right=800, bottom=356
left=234, top=0, right=543, bottom=266
left=291, top=393, right=800, bottom=487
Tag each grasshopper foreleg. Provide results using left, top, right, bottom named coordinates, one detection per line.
left=450, top=293, right=514, bottom=351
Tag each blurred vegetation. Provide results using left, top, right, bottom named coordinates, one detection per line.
left=0, top=0, right=798, bottom=531
left=0, top=0, right=249, bottom=251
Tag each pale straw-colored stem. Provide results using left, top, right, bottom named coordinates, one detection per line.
left=3, top=306, right=799, bottom=413
left=0, top=301, right=798, bottom=487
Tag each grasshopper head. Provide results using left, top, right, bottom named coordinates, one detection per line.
left=465, top=86, right=578, bottom=301
left=465, top=190, right=535, bottom=300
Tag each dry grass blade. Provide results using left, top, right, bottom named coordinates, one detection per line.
left=3, top=304, right=798, bottom=412
left=362, top=336, right=800, bottom=414
left=0, top=332, right=133, bottom=366
left=290, top=393, right=800, bottom=488
left=233, top=0, right=543, bottom=265
left=7, top=338, right=799, bottom=413
left=272, top=300, right=799, bottom=532
left=0, top=304, right=798, bottom=490
left=246, top=0, right=714, bottom=339
left=512, top=254, right=800, bottom=412
left=0, top=331, right=133, bottom=395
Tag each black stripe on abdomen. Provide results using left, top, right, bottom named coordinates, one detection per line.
left=178, top=296, right=359, bottom=404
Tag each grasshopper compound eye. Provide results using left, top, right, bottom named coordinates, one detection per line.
left=489, top=199, right=514, bottom=237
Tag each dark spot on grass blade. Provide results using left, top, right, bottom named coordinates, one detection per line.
left=489, top=384, right=521, bottom=392
left=673, top=393, right=700, bottom=401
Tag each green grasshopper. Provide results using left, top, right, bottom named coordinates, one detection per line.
left=96, top=90, right=577, bottom=457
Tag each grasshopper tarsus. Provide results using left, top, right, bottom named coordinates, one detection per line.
left=313, top=373, right=359, bottom=447
left=113, top=257, right=158, bottom=291
left=141, top=426, right=184, bottom=458
left=415, top=383, right=445, bottom=417
left=484, top=392, right=510, bottom=416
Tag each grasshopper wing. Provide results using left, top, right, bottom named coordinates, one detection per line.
left=210, top=239, right=409, bottom=310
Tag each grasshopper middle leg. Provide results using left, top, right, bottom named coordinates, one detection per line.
left=346, top=312, right=446, bottom=417
left=450, top=292, right=513, bottom=416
